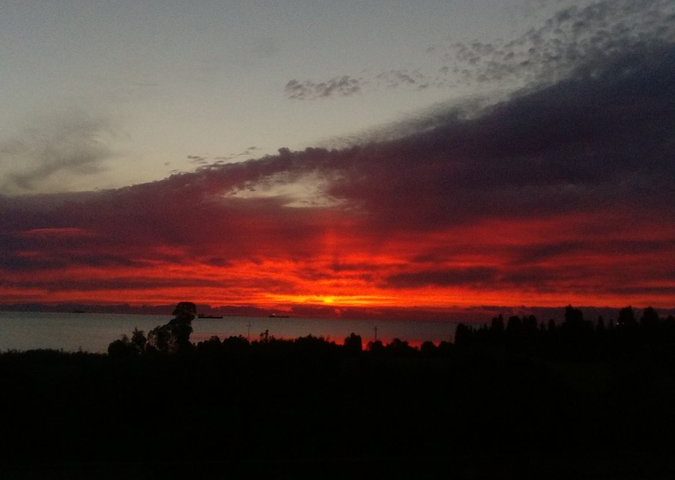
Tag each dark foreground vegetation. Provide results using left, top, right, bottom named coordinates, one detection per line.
left=2, top=306, right=675, bottom=479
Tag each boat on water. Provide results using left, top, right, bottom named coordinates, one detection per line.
left=268, top=313, right=290, bottom=318
left=197, top=314, right=224, bottom=319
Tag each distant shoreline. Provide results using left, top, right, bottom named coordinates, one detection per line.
left=2, top=302, right=674, bottom=323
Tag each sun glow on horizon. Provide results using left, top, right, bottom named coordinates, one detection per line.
left=265, top=293, right=394, bottom=307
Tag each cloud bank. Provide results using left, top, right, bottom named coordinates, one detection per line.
left=1, top=0, right=674, bottom=311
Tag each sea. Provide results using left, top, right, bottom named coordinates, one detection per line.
left=0, top=310, right=459, bottom=353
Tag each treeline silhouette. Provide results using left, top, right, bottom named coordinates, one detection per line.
left=108, top=328, right=456, bottom=359
left=2, top=305, right=675, bottom=479
left=455, top=305, right=675, bottom=359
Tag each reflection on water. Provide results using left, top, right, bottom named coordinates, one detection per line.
left=0, top=311, right=458, bottom=353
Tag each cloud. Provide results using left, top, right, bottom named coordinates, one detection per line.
left=375, top=70, right=431, bottom=90
left=1, top=3, right=674, bottom=308
left=284, top=69, right=434, bottom=101
left=387, top=268, right=499, bottom=289
left=316, top=46, right=675, bottom=233
left=186, top=147, right=261, bottom=168
left=0, top=109, right=116, bottom=194
left=213, top=146, right=260, bottom=162
left=284, top=76, right=363, bottom=100
left=187, top=155, right=208, bottom=165
left=429, top=0, right=675, bottom=90
left=285, top=0, right=675, bottom=100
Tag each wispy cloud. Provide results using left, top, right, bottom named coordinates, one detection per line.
left=0, top=109, right=116, bottom=194
left=185, top=147, right=262, bottom=168
left=187, top=155, right=208, bottom=165
left=213, top=146, right=259, bottom=162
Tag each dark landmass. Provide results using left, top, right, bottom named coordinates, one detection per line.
left=2, top=306, right=675, bottom=479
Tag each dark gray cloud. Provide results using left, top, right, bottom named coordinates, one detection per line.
left=317, top=44, right=675, bottom=231
left=4, top=37, right=673, bottom=237
left=6, top=34, right=672, bottom=236
left=284, top=70, right=435, bottom=100
left=430, top=0, right=675, bottom=89
left=375, top=69, right=431, bottom=90
left=286, top=0, right=675, bottom=100
left=284, top=76, right=363, bottom=100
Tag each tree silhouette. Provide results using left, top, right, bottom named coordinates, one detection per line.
left=146, top=302, right=197, bottom=353
left=641, top=306, right=660, bottom=329
left=564, top=305, right=584, bottom=325
left=344, top=333, right=362, bottom=353
left=367, top=340, right=384, bottom=352
left=618, top=306, right=637, bottom=328
left=131, top=328, right=147, bottom=351
left=490, top=315, right=505, bottom=334
left=506, top=315, right=522, bottom=335
left=421, top=340, right=438, bottom=356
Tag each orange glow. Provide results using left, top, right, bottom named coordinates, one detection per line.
left=2, top=209, right=674, bottom=312
left=267, top=294, right=393, bottom=307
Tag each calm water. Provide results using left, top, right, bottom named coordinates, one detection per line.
left=0, top=311, right=458, bottom=353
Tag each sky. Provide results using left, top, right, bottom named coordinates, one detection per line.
left=1, top=0, right=674, bottom=316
